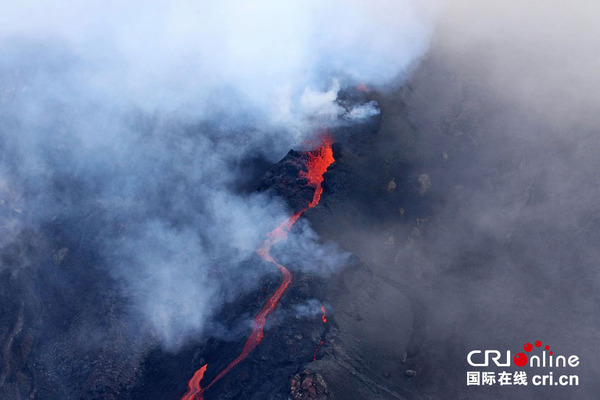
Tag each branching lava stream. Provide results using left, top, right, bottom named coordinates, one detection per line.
left=181, top=138, right=334, bottom=400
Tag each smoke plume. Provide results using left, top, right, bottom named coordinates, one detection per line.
left=0, top=0, right=437, bottom=357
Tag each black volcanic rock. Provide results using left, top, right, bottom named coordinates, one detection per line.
left=256, top=149, right=317, bottom=214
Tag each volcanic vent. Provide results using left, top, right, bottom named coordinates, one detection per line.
left=181, top=137, right=335, bottom=400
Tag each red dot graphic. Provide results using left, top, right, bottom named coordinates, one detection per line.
left=514, top=353, right=528, bottom=367
left=549, top=351, right=553, bottom=355
left=545, top=345, right=550, bottom=350
left=524, top=343, right=533, bottom=352
left=535, top=340, right=542, bottom=347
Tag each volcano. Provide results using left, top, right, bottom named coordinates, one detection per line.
left=2, top=45, right=598, bottom=400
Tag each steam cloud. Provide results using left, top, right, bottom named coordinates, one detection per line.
left=330, top=1, right=600, bottom=398
left=0, top=0, right=437, bottom=355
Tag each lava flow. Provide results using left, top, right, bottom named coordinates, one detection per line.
left=313, top=305, right=328, bottom=361
left=181, top=138, right=334, bottom=400
left=320, top=305, right=327, bottom=324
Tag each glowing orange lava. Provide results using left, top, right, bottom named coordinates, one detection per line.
left=181, top=137, right=334, bottom=400
left=300, top=137, right=334, bottom=208
left=320, top=305, right=327, bottom=324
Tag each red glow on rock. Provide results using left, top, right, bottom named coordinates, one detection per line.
left=313, top=340, right=325, bottom=361
left=181, top=137, right=335, bottom=400
left=356, top=83, right=371, bottom=92
left=320, top=305, right=327, bottom=324
left=181, top=364, right=207, bottom=400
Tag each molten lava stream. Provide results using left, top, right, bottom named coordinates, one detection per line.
left=181, top=138, right=334, bottom=400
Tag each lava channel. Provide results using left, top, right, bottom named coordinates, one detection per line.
left=181, top=137, right=334, bottom=400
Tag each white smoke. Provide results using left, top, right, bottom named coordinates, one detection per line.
left=0, top=0, right=437, bottom=129
left=0, top=0, right=439, bottom=349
